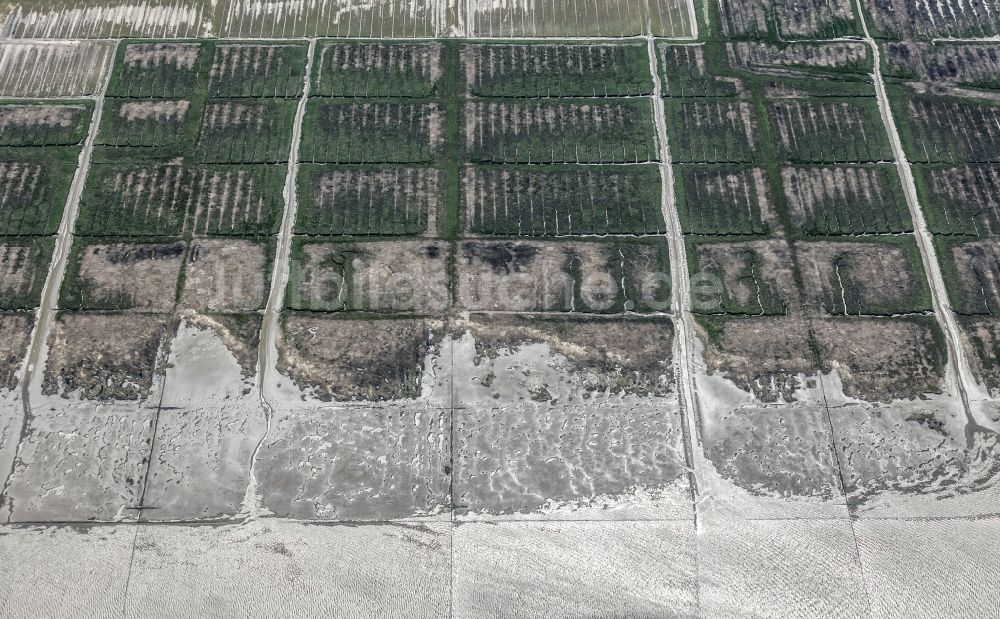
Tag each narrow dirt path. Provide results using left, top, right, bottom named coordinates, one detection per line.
left=646, top=36, right=702, bottom=513
left=245, top=37, right=317, bottom=517
left=856, top=1, right=988, bottom=427
left=18, top=53, right=116, bottom=405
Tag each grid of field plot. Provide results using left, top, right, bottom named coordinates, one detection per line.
left=287, top=41, right=671, bottom=316
left=56, top=39, right=291, bottom=380
left=890, top=73, right=1000, bottom=395
left=664, top=41, right=933, bottom=319
left=663, top=39, right=951, bottom=414
left=0, top=101, right=92, bottom=314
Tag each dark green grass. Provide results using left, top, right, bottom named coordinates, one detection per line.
left=464, top=42, right=652, bottom=97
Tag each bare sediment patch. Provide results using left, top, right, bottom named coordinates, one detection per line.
left=124, top=43, right=200, bottom=70
left=277, top=315, right=433, bottom=401
left=696, top=316, right=817, bottom=402
left=71, top=242, right=185, bottom=312
left=0, top=313, right=32, bottom=390
left=811, top=317, right=946, bottom=402
left=180, top=239, right=268, bottom=313
left=948, top=240, right=1000, bottom=314
left=961, top=317, right=1000, bottom=398
left=181, top=312, right=261, bottom=379
left=831, top=401, right=1000, bottom=514
left=0, top=104, right=84, bottom=130
left=795, top=240, right=929, bottom=315
left=456, top=313, right=676, bottom=399
left=693, top=240, right=798, bottom=315
left=2, top=403, right=156, bottom=522
left=42, top=312, right=174, bottom=400
left=289, top=240, right=448, bottom=313
left=118, top=100, right=189, bottom=122
left=255, top=404, right=450, bottom=520
left=704, top=404, right=843, bottom=500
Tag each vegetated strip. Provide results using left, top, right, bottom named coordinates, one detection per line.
left=857, top=1, right=984, bottom=425
left=646, top=36, right=701, bottom=514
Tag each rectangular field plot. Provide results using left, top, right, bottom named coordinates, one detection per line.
left=77, top=164, right=285, bottom=238
left=107, top=42, right=203, bottom=99
left=795, top=238, right=932, bottom=315
left=287, top=239, right=449, bottom=313
left=936, top=237, right=1000, bottom=315
left=216, top=0, right=442, bottom=38
left=195, top=100, right=296, bottom=163
left=462, top=165, right=664, bottom=236
left=208, top=43, right=307, bottom=98
left=462, top=100, right=656, bottom=163
left=0, top=103, right=92, bottom=147
left=688, top=239, right=797, bottom=315
left=916, top=164, right=1000, bottom=236
left=301, top=101, right=444, bottom=164
left=883, top=42, right=1000, bottom=90
left=313, top=42, right=443, bottom=98
left=0, top=41, right=115, bottom=97
left=864, top=0, right=1000, bottom=39
left=296, top=165, right=440, bottom=236
left=0, top=237, right=53, bottom=310
left=97, top=99, right=193, bottom=153
left=718, top=0, right=858, bottom=38
left=0, top=159, right=76, bottom=236
left=725, top=41, right=871, bottom=77
left=770, top=0, right=859, bottom=38
left=0, top=0, right=211, bottom=39
left=781, top=165, right=913, bottom=236
left=674, top=166, right=775, bottom=236
left=665, top=100, right=760, bottom=163
left=892, top=90, right=1000, bottom=164
left=61, top=239, right=186, bottom=311
left=767, top=99, right=891, bottom=163
left=456, top=239, right=670, bottom=313
left=465, top=0, right=694, bottom=37
left=960, top=316, right=1000, bottom=395
left=463, top=43, right=651, bottom=97
left=659, top=44, right=740, bottom=97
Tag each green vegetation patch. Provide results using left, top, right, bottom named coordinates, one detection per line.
left=914, top=164, right=1000, bottom=236
left=659, top=44, right=740, bottom=97
left=781, top=164, right=913, bottom=236
left=96, top=98, right=197, bottom=158
left=0, top=101, right=93, bottom=147
left=462, top=164, right=664, bottom=236
left=78, top=163, right=286, bottom=238
left=464, top=43, right=652, bottom=97
left=312, top=42, right=444, bottom=98
left=0, top=159, right=76, bottom=236
left=666, top=99, right=761, bottom=163
left=296, top=164, right=440, bottom=236
left=674, top=165, right=774, bottom=236
left=890, top=87, right=1000, bottom=164
left=934, top=236, right=1000, bottom=315
left=766, top=98, right=891, bottom=163
left=0, top=237, right=54, bottom=310
left=208, top=43, right=307, bottom=98
left=462, top=99, right=657, bottom=163
left=194, top=99, right=297, bottom=163
left=107, top=41, right=205, bottom=98
left=301, top=100, right=444, bottom=164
